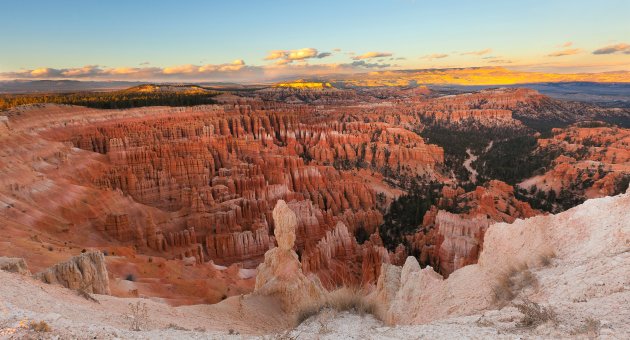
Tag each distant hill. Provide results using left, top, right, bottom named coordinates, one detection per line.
left=0, top=80, right=146, bottom=94
left=274, top=80, right=333, bottom=89
left=121, top=84, right=214, bottom=94
left=0, top=84, right=219, bottom=111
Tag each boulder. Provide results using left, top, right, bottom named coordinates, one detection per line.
left=34, top=251, right=110, bottom=295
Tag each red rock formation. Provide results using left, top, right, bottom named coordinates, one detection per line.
left=434, top=211, right=491, bottom=276
left=8, top=87, right=583, bottom=303
left=520, top=124, right=630, bottom=200
left=412, top=88, right=540, bottom=127
left=408, top=180, right=539, bottom=277
left=1, top=97, right=450, bottom=303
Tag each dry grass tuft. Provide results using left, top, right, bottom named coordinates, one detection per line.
left=537, top=250, right=556, bottom=267
left=492, top=263, right=539, bottom=306
left=571, top=317, right=601, bottom=337
left=29, top=320, right=51, bottom=332
left=514, top=299, right=557, bottom=328
left=295, top=287, right=384, bottom=326
left=76, top=279, right=99, bottom=303
left=166, top=323, right=189, bottom=331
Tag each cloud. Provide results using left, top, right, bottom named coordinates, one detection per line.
left=352, top=51, right=393, bottom=60
left=592, top=43, right=630, bottom=55
left=547, top=48, right=582, bottom=57
left=486, top=59, right=513, bottom=64
left=287, top=48, right=318, bottom=60
left=316, top=52, right=332, bottom=59
left=29, top=68, right=62, bottom=77
left=264, top=50, right=287, bottom=60
left=349, top=60, right=391, bottom=68
left=0, top=57, right=397, bottom=82
left=421, top=53, right=449, bottom=60
left=561, top=41, right=573, bottom=47
left=264, top=47, right=327, bottom=64
left=2, top=60, right=253, bottom=81
left=139, top=61, right=150, bottom=66
left=461, top=48, right=492, bottom=56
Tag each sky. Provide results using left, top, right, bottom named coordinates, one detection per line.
left=1, top=0, right=629, bottom=82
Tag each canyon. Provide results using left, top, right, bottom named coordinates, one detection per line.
left=0, top=83, right=629, bottom=338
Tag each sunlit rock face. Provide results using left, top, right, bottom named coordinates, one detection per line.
left=520, top=123, right=630, bottom=200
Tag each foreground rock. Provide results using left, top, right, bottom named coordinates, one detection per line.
left=34, top=251, right=111, bottom=294
left=375, top=187, right=630, bottom=335
left=254, top=200, right=325, bottom=312
left=0, top=190, right=628, bottom=338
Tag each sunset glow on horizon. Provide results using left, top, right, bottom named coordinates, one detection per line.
left=1, top=0, right=629, bottom=83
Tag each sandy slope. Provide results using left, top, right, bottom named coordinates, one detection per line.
left=0, top=271, right=288, bottom=339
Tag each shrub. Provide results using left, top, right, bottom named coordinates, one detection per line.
left=537, top=250, right=556, bottom=267
left=513, top=299, right=557, bottom=328
left=492, top=264, right=538, bottom=306
left=571, top=317, right=600, bottom=337
left=166, top=323, right=188, bottom=331
left=76, top=280, right=99, bottom=303
left=29, top=320, right=51, bottom=332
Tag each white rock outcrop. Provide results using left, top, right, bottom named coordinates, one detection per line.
left=375, top=189, right=630, bottom=325
left=254, top=200, right=324, bottom=312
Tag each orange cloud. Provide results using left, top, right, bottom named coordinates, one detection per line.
left=461, top=48, right=492, bottom=56
left=486, top=59, right=513, bottom=64
left=593, top=43, right=630, bottom=55
left=547, top=48, right=582, bottom=57
left=352, top=52, right=393, bottom=60
left=264, top=48, right=327, bottom=64
left=421, top=53, right=449, bottom=60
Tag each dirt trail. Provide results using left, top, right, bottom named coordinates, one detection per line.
left=464, top=141, right=493, bottom=183
left=463, top=148, right=479, bottom=183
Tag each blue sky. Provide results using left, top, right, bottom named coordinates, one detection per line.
left=1, top=0, right=629, bottom=80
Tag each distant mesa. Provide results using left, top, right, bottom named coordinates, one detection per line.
left=274, top=79, right=333, bottom=89
left=122, top=84, right=213, bottom=94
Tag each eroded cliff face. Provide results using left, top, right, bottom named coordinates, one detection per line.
left=406, top=180, right=539, bottom=277
left=415, top=88, right=537, bottom=127
left=46, top=105, right=412, bottom=273
left=0, top=96, right=439, bottom=303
